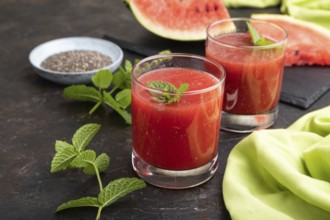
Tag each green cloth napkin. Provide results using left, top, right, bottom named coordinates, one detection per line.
left=223, top=0, right=280, bottom=8
left=224, top=0, right=330, bottom=30
left=281, top=0, right=330, bottom=29
left=223, top=106, right=330, bottom=220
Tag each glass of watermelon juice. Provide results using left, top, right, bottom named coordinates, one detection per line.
left=131, top=53, right=225, bottom=189
left=206, top=18, right=288, bottom=133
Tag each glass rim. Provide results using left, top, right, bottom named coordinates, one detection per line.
left=132, top=53, right=226, bottom=96
left=206, top=17, right=288, bottom=50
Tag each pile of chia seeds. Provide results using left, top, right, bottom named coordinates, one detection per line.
left=41, top=50, right=113, bottom=73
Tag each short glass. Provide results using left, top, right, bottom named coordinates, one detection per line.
left=206, top=18, right=288, bottom=133
left=131, top=53, right=225, bottom=189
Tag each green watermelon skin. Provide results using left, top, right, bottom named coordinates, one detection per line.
left=252, top=14, right=330, bottom=66
left=126, top=0, right=231, bottom=41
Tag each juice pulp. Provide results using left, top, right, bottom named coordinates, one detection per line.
left=206, top=33, right=285, bottom=114
left=132, top=67, right=223, bottom=170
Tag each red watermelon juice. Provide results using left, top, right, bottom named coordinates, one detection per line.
left=206, top=33, right=285, bottom=114
left=132, top=67, right=223, bottom=171
left=206, top=19, right=287, bottom=132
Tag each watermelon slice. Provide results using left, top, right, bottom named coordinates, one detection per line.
left=251, top=14, right=330, bottom=66
left=125, top=0, right=231, bottom=41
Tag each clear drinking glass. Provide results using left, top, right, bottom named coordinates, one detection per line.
left=131, top=53, right=226, bottom=189
left=206, top=18, right=288, bottom=133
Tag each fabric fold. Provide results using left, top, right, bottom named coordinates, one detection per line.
left=303, top=134, right=330, bottom=182
left=223, top=106, right=330, bottom=220
left=223, top=0, right=280, bottom=8
left=281, top=0, right=330, bottom=29
left=224, top=0, right=330, bottom=30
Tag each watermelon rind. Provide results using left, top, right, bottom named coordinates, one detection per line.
left=251, top=13, right=330, bottom=66
left=125, top=0, right=231, bottom=41
left=126, top=0, right=204, bottom=41
left=251, top=14, right=330, bottom=39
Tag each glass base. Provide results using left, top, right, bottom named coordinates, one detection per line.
left=132, top=151, right=218, bottom=189
left=221, top=107, right=278, bottom=133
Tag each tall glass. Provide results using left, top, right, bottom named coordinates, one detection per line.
left=206, top=18, right=287, bottom=133
left=131, top=53, right=225, bottom=189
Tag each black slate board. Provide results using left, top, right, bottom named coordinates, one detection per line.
left=281, top=66, right=330, bottom=109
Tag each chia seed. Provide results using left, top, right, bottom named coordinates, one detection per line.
left=41, top=50, right=113, bottom=73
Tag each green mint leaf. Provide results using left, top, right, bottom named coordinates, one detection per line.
left=247, top=22, right=275, bottom=46
left=56, top=197, right=100, bottom=212
left=148, top=81, right=177, bottom=93
left=92, top=69, right=113, bottom=89
left=124, top=60, right=132, bottom=75
left=134, top=58, right=140, bottom=64
left=72, top=123, right=101, bottom=151
left=159, top=49, right=171, bottom=55
left=63, top=85, right=101, bottom=103
left=103, top=92, right=132, bottom=124
left=51, top=123, right=147, bottom=220
left=169, top=83, right=189, bottom=104
left=94, top=153, right=110, bottom=173
left=98, top=177, right=146, bottom=208
left=55, top=140, right=73, bottom=153
left=112, top=68, right=126, bottom=88
left=112, top=65, right=131, bottom=90
left=256, top=37, right=276, bottom=46
left=246, top=22, right=260, bottom=45
left=83, top=153, right=110, bottom=175
left=147, top=81, right=189, bottom=104
left=70, top=149, right=96, bottom=169
left=51, top=145, right=78, bottom=173
left=115, top=89, right=132, bottom=109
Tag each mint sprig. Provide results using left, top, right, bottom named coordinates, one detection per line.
left=246, top=22, right=275, bottom=46
left=147, top=81, right=189, bottom=104
left=63, top=61, right=133, bottom=124
left=63, top=50, right=171, bottom=124
left=51, top=123, right=146, bottom=220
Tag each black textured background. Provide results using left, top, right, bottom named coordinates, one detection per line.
left=0, top=1, right=329, bottom=220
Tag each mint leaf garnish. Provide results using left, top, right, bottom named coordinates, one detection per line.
left=63, top=68, right=132, bottom=124
left=55, top=140, right=72, bottom=153
left=82, top=153, right=110, bottom=175
left=63, top=50, right=172, bottom=124
left=159, top=49, right=171, bottom=55
left=51, top=144, right=78, bottom=173
left=51, top=124, right=146, bottom=220
left=147, top=81, right=189, bottom=104
left=92, top=69, right=113, bottom=89
left=56, top=197, right=100, bottom=212
left=64, top=85, right=101, bottom=102
left=115, top=89, right=132, bottom=109
left=112, top=60, right=132, bottom=90
left=72, top=123, right=101, bottom=151
left=98, top=177, right=146, bottom=208
left=247, top=22, right=275, bottom=46
left=70, top=149, right=97, bottom=169
left=103, top=91, right=132, bottom=124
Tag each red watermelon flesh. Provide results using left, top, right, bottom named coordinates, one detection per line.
left=126, top=0, right=231, bottom=41
left=252, top=14, right=330, bottom=66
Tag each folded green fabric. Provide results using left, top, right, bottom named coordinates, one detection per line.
left=223, top=0, right=280, bottom=8
left=281, top=0, right=330, bottom=29
left=224, top=0, right=330, bottom=30
left=223, top=106, right=330, bottom=220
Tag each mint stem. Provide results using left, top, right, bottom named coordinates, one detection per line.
left=92, top=163, right=103, bottom=192
left=93, top=161, right=104, bottom=220
left=109, top=85, right=119, bottom=95
left=96, top=206, right=103, bottom=220
left=89, top=100, right=103, bottom=115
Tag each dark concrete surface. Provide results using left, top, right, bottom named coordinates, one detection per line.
left=0, top=1, right=329, bottom=219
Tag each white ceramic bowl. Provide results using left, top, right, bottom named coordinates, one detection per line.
left=29, top=36, right=123, bottom=85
